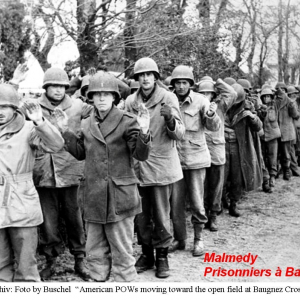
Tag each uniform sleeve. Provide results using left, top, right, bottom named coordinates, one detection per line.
left=288, top=99, right=299, bottom=119
left=29, top=118, right=64, bottom=153
left=248, top=115, right=263, bottom=132
left=201, top=95, right=221, bottom=132
left=215, top=79, right=237, bottom=112
left=165, top=93, right=185, bottom=140
left=62, top=128, right=86, bottom=160
left=124, top=116, right=151, bottom=162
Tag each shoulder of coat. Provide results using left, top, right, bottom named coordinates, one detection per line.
left=122, top=111, right=135, bottom=119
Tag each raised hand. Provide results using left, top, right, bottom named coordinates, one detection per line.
left=207, top=102, right=217, bottom=116
left=23, top=101, right=44, bottom=126
left=160, top=103, right=173, bottom=121
left=241, top=110, right=255, bottom=120
left=137, top=103, right=150, bottom=134
left=53, top=108, right=69, bottom=133
left=11, top=63, right=29, bottom=84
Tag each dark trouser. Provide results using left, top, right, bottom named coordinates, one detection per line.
left=223, top=141, right=243, bottom=204
left=205, top=164, right=224, bottom=215
left=0, top=227, right=40, bottom=282
left=38, top=186, right=86, bottom=258
left=261, top=139, right=278, bottom=177
left=170, top=169, right=207, bottom=241
left=136, top=185, right=173, bottom=249
left=290, top=143, right=299, bottom=173
left=279, top=140, right=292, bottom=169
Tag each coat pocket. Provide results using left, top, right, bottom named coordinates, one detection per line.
left=112, top=176, right=141, bottom=215
left=184, top=109, right=200, bottom=131
left=268, top=108, right=276, bottom=122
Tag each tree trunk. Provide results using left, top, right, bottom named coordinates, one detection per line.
left=124, top=0, right=137, bottom=78
left=77, top=0, right=99, bottom=75
left=278, top=0, right=283, bottom=82
left=283, top=0, right=290, bottom=84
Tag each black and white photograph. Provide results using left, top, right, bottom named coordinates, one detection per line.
left=0, top=0, right=300, bottom=298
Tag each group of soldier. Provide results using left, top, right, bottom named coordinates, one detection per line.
left=0, top=56, right=299, bottom=282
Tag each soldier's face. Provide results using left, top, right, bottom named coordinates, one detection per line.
left=289, top=93, right=298, bottom=101
left=138, top=72, right=155, bottom=91
left=93, top=92, right=114, bottom=112
left=174, top=80, right=190, bottom=97
left=262, top=95, right=272, bottom=104
left=0, top=105, right=15, bottom=125
left=46, top=85, right=66, bottom=102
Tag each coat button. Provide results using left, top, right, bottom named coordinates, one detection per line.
left=104, top=160, right=107, bottom=164
left=104, top=176, right=108, bottom=181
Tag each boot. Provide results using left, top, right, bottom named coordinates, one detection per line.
left=283, top=168, right=291, bottom=181
left=269, top=175, right=275, bottom=187
left=292, top=169, right=300, bottom=177
left=209, top=214, right=218, bottom=232
left=74, top=257, right=91, bottom=281
left=168, top=239, right=186, bottom=253
left=193, top=224, right=205, bottom=256
left=155, top=248, right=170, bottom=278
left=135, top=244, right=155, bottom=273
left=40, top=257, right=57, bottom=280
left=221, top=194, right=229, bottom=210
left=229, top=201, right=241, bottom=217
left=262, top=180, right=272, bottom=193
left=275, top=164, right=282, bottom=179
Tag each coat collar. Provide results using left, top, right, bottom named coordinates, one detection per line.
left=39, top=93, right=73, bottom=111
left=0, top=110, right=25, bottom=139
left=89, top=105, right=124, bottom=143
left=131, top=85, right=166, bottom=111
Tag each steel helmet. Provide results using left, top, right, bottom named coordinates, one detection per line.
left=232, top=83, right=246, bottom=104
left=287, top=85, right=298, bottom=95
left=275, top=82, right=287, bottom=91
left=43, top=68, right=70, bottom=89
left=87, top=72, right=120, bottom=101
left=80, top=75, right=90, bottom=96
left=260, top=88, right=274, bottom=100
left=223, top=77, right=236, bottom=86
left=198, top=80, right=215, bottom=93
left=164, top=76, right=172, bottom=87
left=237, top=79, right=252, bottom=92
left=170, top=65, right=194, bottom=86
left=133, top=57, right=160, bottom=80
left=0, top=84, right=20, bottom=107
left=199, top=75, right=213, bottom=82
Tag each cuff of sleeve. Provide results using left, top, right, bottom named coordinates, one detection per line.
left=33, top=117, right=46, bottom=127
left=206, top=112, right=216, bottom=118
left=139, top=131, right=150, bottom=143
left=166, top=117, right=176, bottom=131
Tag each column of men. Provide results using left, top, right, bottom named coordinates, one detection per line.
left=0, top=57, right=298, bottom=282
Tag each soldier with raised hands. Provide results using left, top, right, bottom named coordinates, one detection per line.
left=54, top=72, right=151, bottom=282
left=0, top=84, right=64, bottom=282
left=169, top=67, right=221, bottom=256
left=33, top=67, right=92, bottom=280
left=125, top=57, right=185, bottom=279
